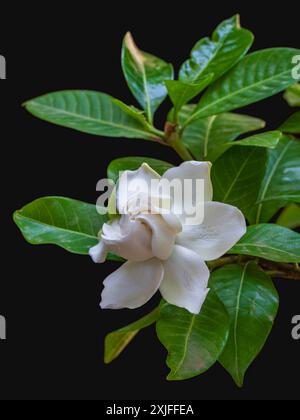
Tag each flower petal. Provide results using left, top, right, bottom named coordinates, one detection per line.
left=117, top=163, right=161, bottom=214
left=162, top=161, right=213, bottom=218
left=90, top=216, right=153, bottom=263
left=89, top=241, right=107, bottom=264
left=161, top=213, right=182, bottom=234
left=160, top=245, right=210, bottom=314
left=137, top=214, right=177, bottom=260
left=101, top=259, right=164, bottom=309
left=176, top=202, right=247, bottom=261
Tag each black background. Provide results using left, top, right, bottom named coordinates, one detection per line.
left=1, top=1, right=299, bottom=401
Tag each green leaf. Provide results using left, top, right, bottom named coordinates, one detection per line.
left=179, top=15, right=253, bottom=84
left=249, top=136, right=300, bottom=224
left=156, top=292, right=230, bottom=381
left=230, top=224, right=300, bottom=263
left=231, top=131, right=282, bottom=149
left=277, top=204, right=300, bottom=229
left=210, top=262, right=279, bottom=387
left=122, top=32, right=174, bottom=123
left=213, top=131, right=282, bottom=162
left=107, top=157, right=174, bottom=184
left=185, top=48, right=300, bottom=125
left=280, top=111, right=300, bottom=134
left=165, top=74, right=213, bottom=120
left=212, top=146, right=268, bottom=219
left=24, top=91, right=156, bottom=140
left=13, top=197, right=107, bottom=255
left=284, top=84, right=300, bottom=107
left=112, top=99, right=148, bottom=125
left=105, top=307, right=160, bottom=364
left=178, top=106, right=265, bottom=161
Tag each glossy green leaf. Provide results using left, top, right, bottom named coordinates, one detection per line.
left=179, top=15, right=253, bottom=84
left=230, top=224, right=300, bottom=263
left=24, top=91, right=158, bottom=140
left=122, top=32, right=174, bottom=123
left=249, top=136, right=300, bottom=224
left=156, top=292, right=230, bottom=381
left=112, top=99, right=148, bottom=125
left=105, top=307, right=160, bottom=364
left=185, top=48, right=300, bottom=125
left=210, top=262, right=279, bottom=387
left=13, top=197, right=106, bottom=255
left=231, top=131, right=282, bottom=148
left=284, top=84, right=300, bottom=107
left=177, top=106, right=265, bottom=161
left=280, top=111, right=300, bottom=134
left=165, top=74, right=213, bottom=120
left=277, top=204, right=300, bottom=229
left=212, top=146, right=268, bottom=219
left=107, top=157, right=173, bottom=183
left=214, top=131, right=282, bottom=162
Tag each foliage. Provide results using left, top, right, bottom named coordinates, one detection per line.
left=15, top=15, right=300, bottom=387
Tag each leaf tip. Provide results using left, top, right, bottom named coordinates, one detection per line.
left=104, top=335, right=115, bottom=365
left=166, top=372, right=179, bottom=382
left=12, top=209, right=21, bottom=225
left=123, top=32, right=144, bottom=69
left=230, top=370, right=245, bottom=388
left=124, top=31, right=133, bottom=44
left=104, top=354, right=113, bottom=365
left=234, top=376, right=245, bottom=388
left=259, top=119, right=267, bottom=129
left=104, top=356, right=111, bottom=365
left=21, top=100, right=29, bottom=109
left=235, top=14, right=241, bottom=29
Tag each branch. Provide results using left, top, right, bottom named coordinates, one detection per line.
left=259, top=259, right=300, bottom=280
left=208, top=256, right=300, bottom=281
left=164, top=122, right=194, bottom=161
left=207, top=256, right=245, bottom=270
left=264, top=270, right=300, bottom=280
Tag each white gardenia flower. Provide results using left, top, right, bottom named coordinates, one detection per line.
left=89, top=161, right=247, bottom=315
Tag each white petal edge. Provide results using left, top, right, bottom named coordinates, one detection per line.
left=101, top=216, right=153, bottom=262
left=160, top=245, right=210, bottom=315
left=101, top=259, right=164, bottom=310
left=117, top=163, right=161, bottom=214
left=89, top=241, right=107, bottom=264
left=162, top=161, right=213, bottom=218
left=137, top=214, right=176, bottom=260
left=176, top=201, right=247, bottom=261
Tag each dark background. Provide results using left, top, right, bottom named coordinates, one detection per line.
left=1, top=1, right=299, bottom=400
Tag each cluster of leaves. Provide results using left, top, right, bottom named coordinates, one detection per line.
left=14, top=16, right=300, bottom=387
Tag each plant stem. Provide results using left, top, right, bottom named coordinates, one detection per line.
left=164, top=122, right=193, bottom=161
left=149, top=128, right=166, bottom=139
left=208, top=256, right=300, bottom=281
left=259, top=259, right=300, bottom=279
left=265, top=271, right=300, bottom=280
left=207, top=256, right=244, bottom=270
left=146, top=125, right=167, bottom=142
left=171, top=138, right=194, bottom=161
